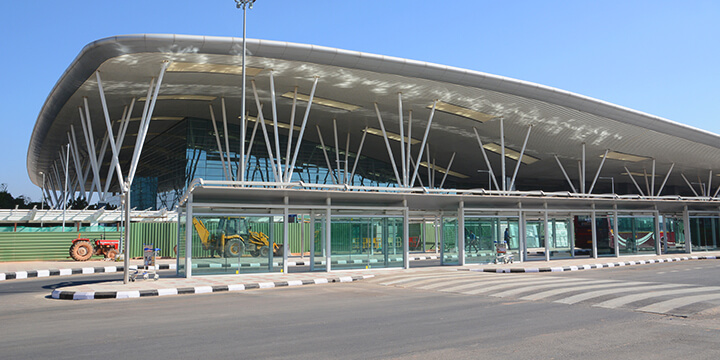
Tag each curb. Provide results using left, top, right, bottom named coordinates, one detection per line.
left=460, top=255, right=718, bottom=273
left=51, top=274, right=374, bottom=300
left=0, top=264, right=175, bottom=281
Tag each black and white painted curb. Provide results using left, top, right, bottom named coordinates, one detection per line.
left=51, top=274, right=374, bottom=300
left=461, top=255, right=719, bottom=273
left=0, top=264, right=176, bottom=281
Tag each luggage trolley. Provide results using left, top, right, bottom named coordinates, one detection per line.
left=494, top=240, right=514, bottom=264
left=130, top=245, right=160, bottom=281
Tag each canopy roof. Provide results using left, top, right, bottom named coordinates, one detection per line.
left=28, top=34, right=720, bottom=195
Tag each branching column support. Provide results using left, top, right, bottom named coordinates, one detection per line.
left=221, top=98, right=234, bottom=180
left=707, top=170, right=713, bottom=197
left=349, top=127, right=368, bottom=181
left=316, top=126, right=338, bottom=184
left=680, top=173, right=700, bottom=197
left=509, top=125, right=532, bottom=191
left=588, top=149, right=609, bottom=195
left=656, top=163, right=675, bottom=197
left=439, top=152, right=456, bottom=189
left=333, top=119, right=342, bottom=184
left=269, top=71, right=283, bottom=182
left=554, top=155, right=577, bottom=193
left=373, top=103, right=402, bottom=187
left=410, top=100, right=437, bottom=188
left=208, top=104, right=230, bottom=181
left=398, top=93, right=407, bottom=186
left=284, top=87, right=298, bottom=176
left=581, top=142, right=586, bottom=194
left=651, top=158, right=657, bottom=197
left=68, top=127, right=86, bottom=199
left=126, top=61, right=170, bottom=188
left=102, top=100, right=134, bottom=201
left=78, top=102, right=103, bottom=202
left=244, top=106, right=261, bottom=171
left=625, top=166, right=646, bottom=197
left=250, top=80, right=280, bottom=182
left=473, top=127, right=501, bottom=191
left=406, top=110, right=412, bottom=187
left=500, top=117, right=507, bottom=192
left=286, top=77, right=319, bottom=183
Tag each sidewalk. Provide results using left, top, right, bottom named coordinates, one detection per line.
left=3, top=251, right=720, bottom=301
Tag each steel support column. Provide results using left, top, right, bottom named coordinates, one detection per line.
left=373, top=103, right=402, bottom=186
left=410, top=101, right=437, bottom=188
left=458, top=201, right=465, bottom=266
left=286, top=77, right=319, bottom=182
left=325, top=198, right=331, bottom=272
left=473, top=127, right=501, bottom=192
left=403, top=200, right=410, bottom=269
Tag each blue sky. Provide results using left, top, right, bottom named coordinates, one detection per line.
left=1, top=0, right=719, bottom=200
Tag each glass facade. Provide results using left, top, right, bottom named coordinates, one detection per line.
left=441, top=217, right=459, bottom=265
left=329, top=216, right=404, bottom=270
left=689, top=216, right=720, bottom=251
left=464, top=216, right=519, bottom=264
left=617, top=216, right=657, bottom=255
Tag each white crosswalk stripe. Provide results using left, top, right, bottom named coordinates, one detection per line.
left=369, top=271, right=720, bottom=315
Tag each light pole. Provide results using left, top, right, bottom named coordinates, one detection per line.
left=39, top=172, right=45, bottom=210
left=235, top=0, right=256, bottom=184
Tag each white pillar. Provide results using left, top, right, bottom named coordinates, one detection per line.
left=458, top=201, right=465, bottom=266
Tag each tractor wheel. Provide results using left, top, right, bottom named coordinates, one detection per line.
left=106, top=248, right=118, bottom=260
left=250, top=250, right=259, bottom=257
left=224, top=240, right=244, bottom=258
left=259, top=246, right=270, bottom=258
left=274, top=245, right=284, bottom=257
left=69, top=241, right=94, bottom=261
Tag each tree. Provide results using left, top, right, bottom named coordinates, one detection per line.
left=0, top=183, right=32, bottom=209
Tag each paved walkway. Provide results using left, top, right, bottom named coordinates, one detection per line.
left=2, top=251, right=719, bottom=301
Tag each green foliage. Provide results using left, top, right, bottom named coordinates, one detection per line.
left=0, top=183, right=34, bottom=209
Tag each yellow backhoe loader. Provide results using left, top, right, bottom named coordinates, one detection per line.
left=192, top=217, right=283, bottom=258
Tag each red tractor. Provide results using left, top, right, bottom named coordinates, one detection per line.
left=69, top=234, right=120, bottom=261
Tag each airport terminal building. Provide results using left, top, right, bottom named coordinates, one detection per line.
left=27, top=34, right=720, bottom=276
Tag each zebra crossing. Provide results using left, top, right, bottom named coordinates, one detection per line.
left=365, top=271, right=720, bottom=316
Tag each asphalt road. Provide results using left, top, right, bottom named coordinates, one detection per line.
left=1, top=261, right=719, bottom=359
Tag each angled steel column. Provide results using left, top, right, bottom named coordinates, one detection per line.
left=102, top=99, right=135, bottom=201
left=680, top=173, right=700, bottom=197
left=349, top=127, right=369, bottom=181
left=208, top=104, right=230, bottom=181
left=581, top=143, right=586, bottom=194
left=96, top=72, right=130, bottom=189
left=410, top=101, right=437, bottom=188
left=426, top=144, right=431, bottom=188
left=221, top=98, right=234, bottom=180
left=643, top=169, right=651, bottom=197
left=473, top=127, right=501, bottom=191
left=398, top=93, right=406, bottom=186
left=588, top=149, right=609, bottom=195
left=373, top=103, right=402, bottom=186
left=285, top=87, right=298, bottom=174
left=286, top=77, right=319, bottom=182
left=657, top=163, right=675, bottom=197
left=127, top=61, right=170, bottom=188
left=333, top=119, right=342, bottom=184
left=250, top=80, right=280, bottom=182
left=63, top=144, right=70, bottom=230
left=509, top=125, right=532, bottom=191
left=651, top=159, right=657, bottom=197
left=78, top=104, right=103, bottom=201
left=500, top=117, right=506, bottom=192
left=625, top=166, right=646, bottom=196
left=707, top=170, right=713, bottom=197
left=407, top=110, right=413, bottom=187
left=269, top=71, right=283, bottom=181
left=316, top=126, right=337, bottom=184
left=344, top=133, right=350, bottom=185
left=243, top=108, right=261, bottom=170
left=68, top=129, right=86, bottom=198
left=325, top=197, right=331, bottom=272
left=439, top=152, right=456, bottom=189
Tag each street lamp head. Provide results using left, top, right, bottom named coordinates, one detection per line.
left=235, top=0, right=256, bottom=9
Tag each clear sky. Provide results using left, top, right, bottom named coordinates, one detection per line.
left=1, top=0, right=718, bottom=201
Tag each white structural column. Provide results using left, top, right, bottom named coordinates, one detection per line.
left=373, top=103, right=402, bottom=186
left=333, top=119, right=342, bottom=184
left=269, top=71, right=283, bottom=182
left=67, top=129, right=86, bottom=198
left=588, top=149, right=610, bottom=194
left=349, top=127, right=369, bottom=181
left=96, top=72, right=131, bottom=189
left=221, top=98, right=234, bottom=180
left=126, top=61, right=170, bottom=188
left=625, top=166, right=646, bottom=196
left=410, top=101, right=437, bottom=188
left=285, top=87, right=298, bottom=176
left=403, top=199, right=410, bottom=269
left=680, top=173, right=700, bottom=197
left=250, top=80, right=280, bottom=182
left=343, top=133, right=350, bottom=184
left=185, top=193, right=193, bottom=278
left=243, top=109, right=261, bottom=169
left=406, top=111, right=412, bottom=187
left=591, top=207, right=598, bottom=259
left=283, top=196, right=289, bottom=274
left=544, top=206, right=550, bottom=261
left=683, top=206, right=692, bottom=254
left=613, top=205, right=620, bottom=257
left=509, top=125, right=532, bottom=191
left=651, top=159, right=657, bottom=197
left=657, top=163, right=675, bottom=197
left=325, top=198, right=332, bottom=272
left=500, top=117, right=506, bottom=192
left=398, top=93, right=407, bottom=186
left=208, top=104, right=230, bottom=181
left=581, top=143, right=586, bottom=194
left=426, top=144, right=432, bottom=187
left=707, top=170, right=713, bottom=197
left=654, top=210, right=661, bottom=255
left=286, top=77, right=319, bottom=182
left=458, top=201, right=465, bottom=266
left=102, top=100, right=135, bottom=201
left=472, top=127, right=501, bottom=191
left=316, top=126, right=338, bottom=184
left=554, top=155, right=578, bottom=193
left=439, top=152, right=456, bottom=189
left=79, top=103, right=104, bottom=201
